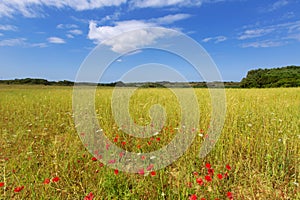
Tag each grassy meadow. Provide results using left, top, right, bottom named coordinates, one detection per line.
left=0, top=85, right=299, bottom=199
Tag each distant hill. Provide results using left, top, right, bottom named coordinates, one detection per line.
left=240, top=66, right=300, bottom=88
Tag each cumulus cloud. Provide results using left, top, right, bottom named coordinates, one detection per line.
left=87, top=13, right=191, bottom=53
left=47, top=37, right=66, bottom=44
left=88, top=20, right=176, bottom=53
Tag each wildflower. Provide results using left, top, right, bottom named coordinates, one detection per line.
left=146, top=164, right=154, bottom=171
left=208, top=168, right=214, bottom=176
left=226, top=164, right=231, bottom=171
left=108, top=159, right=116, bottom=164
left=156, top=138, right=161, bottom=141
left=217, top=174, right=223, bottom=180
left=52, top=176, right=60, bottom=182
left=150, top=171, right=156, bottom=176
left=205, top=175, right=212, bottom=182
left=113, top=137, right=118, bottom=143
left=114, top=169, right=119, bottom=175
left=121, top=141, right=126, bottom=146
left=14, top=186, right=24, bottom=192
left=196, top=178, right=204, bottom=186
left=84, top=192, right=94, bottom=200
left=189, top=194, right=197, bottom=200
left=91, top=157, right=97, bottom=161
left=138, top=169, right=145, bottom=175
left=43, top=178, right=50, bottom=184
left=205, top=163, right=211, bottom=169
left=227, top=192, right=233, bottom=199
left=201, top=198, right=206, bottom=200
left=193, top=172, right=199, bottom=176
left=99, top=163, right=104, bottom=167
left=0, top=182, right=4, bottom=187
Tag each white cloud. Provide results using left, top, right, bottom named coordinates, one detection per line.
left=47, top=37, right=66, bottom=44
left=238, top=28, right=274, bottom=40
left=30, top=42, right=48, bottom=48
left=0, top=0, right=126, bottom=18
left=268, top=0, right=289, bottom=12
left=57, top=24, right=79, bottom=29
left=152, top=14, right=192, bottom=25
left=66, top=34, right=74, bottom=38
left=69, top=29, right=83, bottom=35
left=239, top=20, right=300, bottom=48
left=241, top=40, right=284, bottom=48
left=202, top=35, right=227, bottom=43
left=132, top=0, right=202, bottom=8
left=88, top=20, right=175, bottom=53
left=0, top=38, right=26, bottom=47
left=0, top=25, right=18, bottom=31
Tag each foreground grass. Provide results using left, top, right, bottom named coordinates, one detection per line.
left=0, top=85, right=299, bottom=199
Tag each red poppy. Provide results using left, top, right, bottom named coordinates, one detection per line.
left=0, top=182, right=4, bottom=187
left=52, top=176, right=60, bottom=182
left=189, top=194, right=197, bottom=200
left=91, top=157, right=97, bottom=161
left=121, top=141, right=126, bottom=146
left=43, top=178, right=50, bottom=184
left=99, top=163, right=104, bottom=167
left=84, top=192, right=94, bottom=200
left=147, top=141, right=151, bottom=145
left=193, top=171, right=199, bottom=176
left=156, top=138, right=161, bottom=141
left=208, top=168, right=214, bottom=176
left=201, top=198, right=206, bottom=200
left=150, top=171, right=156, bottom=176
left=196, top=178, right=204, bottom=186
left=226, top=164, right=231, bottom=171
left=14, top=186, right=24, bottom=192
left=205, top=163, right=211, bottom=169
left=113, top=137, right=118, bottom=143
left=114, top=169, right=119, bottom=175
left=119, top=152, right=124, bottom=158
left=217, top=174, right=223, bottom=180
left=146, top=164, right=154, bottom=171
left=205, top=175, right=212, bottom=182
left=141, top=155, right=146, bottom=160
left=137, top=144, right=141, bottom=149
left=138, top=169, right=145, bottom=175
left=227, top=192, right=233, bottom=199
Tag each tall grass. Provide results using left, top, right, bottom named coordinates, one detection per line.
left=0, top=85, right=299, bottom=199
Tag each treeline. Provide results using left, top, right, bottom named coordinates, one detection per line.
left=0, top=78, right=240, bottom=88
left=240, top=66, right=300, bottom=88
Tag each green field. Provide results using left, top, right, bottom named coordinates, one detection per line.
left=0, top=85, right=299, bottom=199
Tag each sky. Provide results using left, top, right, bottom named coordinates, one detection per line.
left=0, top=0, right=300, bottom=82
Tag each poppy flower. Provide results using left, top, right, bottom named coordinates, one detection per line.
left=150, top=171, right=156, bottom=176
left=205, top=175, right=212, bottom=182
left=52, top=176, right=60, bottom=182
left=114, top=169, right=119, bottom=175
left=196, top=178, right=204, bottom=186
left=108, top=159, right=116, bottom=164
left=121, top=141, right=126, bottom=146
left=208, top=168, right=214, bottom=176
left=113, top=137, right=118, bottom=143
left=189, top=194, right=197, bottom=200
left=205, top=163, right=211, bottom=169
left=91, top=157, right=97, bottom=161
left=227, top=192, right=233, bottom=199
left=43, top=178, right=50, bottom=184
left=84, top=192, right=94, bottom=200
left=14, top=186, right=24, bottom=192
left=193, top=172, right=199, bottom=176
left=0, top=182, right=4, bottom=187
left=138, top=169, right=145, bottom=175
left=226, top=164, right=231, bottom=171
left=201, top=198, right=206, bottom=200
left=156, top=138, right=161, bottom=141
left=146, top=164, right=154, bottom=171
left=99, top=163, right=104, bottom=167
left=217, top=174, right=223, bottom=180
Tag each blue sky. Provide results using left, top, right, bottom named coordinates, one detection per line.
left=0, top=0, right=300, bottom=82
